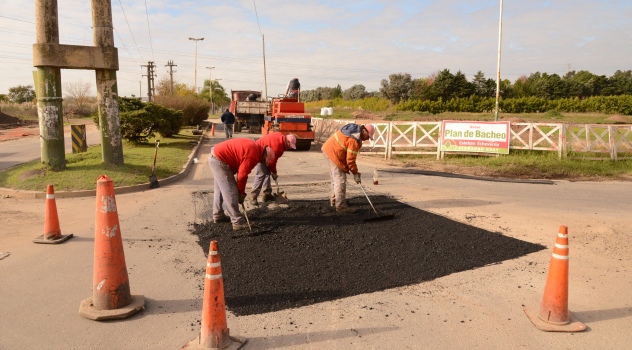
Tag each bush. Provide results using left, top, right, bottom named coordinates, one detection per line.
left=155, top=95, right=210, bottom=126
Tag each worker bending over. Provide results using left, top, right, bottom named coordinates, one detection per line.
left=249, top=132, right=297, bottom=205
left=208, top=138, right=275, bottom=230
left=322, top=123, right=375, bottom=213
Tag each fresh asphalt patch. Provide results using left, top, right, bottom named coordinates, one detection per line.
left=190, top=196, right=545, bottom=316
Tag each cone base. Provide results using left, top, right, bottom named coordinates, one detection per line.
left=33, top=233, right=74, bottom=244
left=79, top=294, right=145, bottom=321
left=182, top=334, right=247, bottom=350
left=524, top=306, right=587, bottom=332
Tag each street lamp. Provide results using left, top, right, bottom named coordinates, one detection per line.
left=188, top=37, right=204, bottom=91
left=206, top=66, right=215, bottom=113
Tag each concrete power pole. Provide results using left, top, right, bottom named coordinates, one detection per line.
left=166, top=60, right=177, bottom=95
left=33, top=0, right=123, bottom=167
left=142, top=61, right=156, bottom=102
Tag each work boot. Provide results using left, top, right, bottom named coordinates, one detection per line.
left=336, top=206, right=357, bottom=214
left=262, top=194, right=275, bottom=202
left=330, top=199, right=349, bottom=207
left=213, top=213, right=229, bottom=223
left=232, top=222, right=251, bottom=231
left=248, top=196, right=259, bottom=206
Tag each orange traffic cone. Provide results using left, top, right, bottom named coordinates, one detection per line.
left=211, top=123, right=215, bottom=136
left=524, top=225, right=586, bottom=332
left=79, top=175, right=145, bottom=321
left=183, top=240, right=246, bottom=350
left=33, top=184, right=73, bottom=244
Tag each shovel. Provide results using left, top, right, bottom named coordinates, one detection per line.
left=149, top=140, right=160, bottom=189
left=358, top=183, right=395, bottom=222
left=274, top=177, right=290, bottom=204
left=241, top=203, right=252, bottom=232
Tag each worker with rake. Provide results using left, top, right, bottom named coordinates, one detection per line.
left=208, top=138, right=275, bottom=231
left=248, top=132, right=298, bottom=205
left=322, top=123, right=375, bottom=213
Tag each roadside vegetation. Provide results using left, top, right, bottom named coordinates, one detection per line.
left=0, top=131, right=199, bottom=191
left=2, top=68, right=632, bottom=191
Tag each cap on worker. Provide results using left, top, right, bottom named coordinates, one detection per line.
left=264, top=146, right=275, bottom=166
left=286, top=134, right=297, bottom=149
left=363, top=124, right=376, bottom=140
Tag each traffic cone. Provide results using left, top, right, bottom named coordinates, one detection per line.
left=182, top=240, right=246, bottom=350
left=211, top=123, right=215, bottom=136
left=524, top=225, right=586, bottom=332
left=79, top=175, right=145, bottom=321
left=33, top=184, right=74, bottom=244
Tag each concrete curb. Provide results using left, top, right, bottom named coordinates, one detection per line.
left=0, top=125, right=210, bottom=199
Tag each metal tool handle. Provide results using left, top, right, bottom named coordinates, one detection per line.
left=241, top=203, right=252, bottom=232
left=359, top=183, right=380, bottom=216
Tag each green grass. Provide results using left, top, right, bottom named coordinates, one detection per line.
left=395, top=150, right=632, bottom=180
left=0, top=131, right=199, bottom=191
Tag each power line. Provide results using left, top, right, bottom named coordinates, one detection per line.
left=117, top=0, right=145, bottom=61
left=0, top=15, right=34, bottom=24
left=144, top=0, right=155, bottom=61
left=252, top=0, right=262, bottom=35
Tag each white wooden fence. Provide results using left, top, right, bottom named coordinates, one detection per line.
left=311, top=118, right=632, bottom=161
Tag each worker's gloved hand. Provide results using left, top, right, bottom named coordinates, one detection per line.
left=238, top=193, right=246, bottom=204
left=354, top=173, right=361, bottom=184
left=271, top=173, right=278, bottom=181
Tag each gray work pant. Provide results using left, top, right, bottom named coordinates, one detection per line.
left=208, top=150, right=245, bottom=225
left=250, top=162, right=273, bottom=199
left=224, top=123, right=234, bottom=138
left=323, top=151, right=348, bottom=208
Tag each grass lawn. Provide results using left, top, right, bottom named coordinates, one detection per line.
left=0, top=131, right=200, bottom=191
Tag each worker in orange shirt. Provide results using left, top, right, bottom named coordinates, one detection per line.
left=249, top=132, right=297, bottom=205
left=321, top=123, right=375, bottom=213
left=208, top=138, right=275, bottom=230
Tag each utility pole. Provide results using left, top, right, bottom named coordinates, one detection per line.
left=494, top=0, right=504, bottom=122
left=141, top=61, right=156, bottom=102
left=33, top=0, right=123, bottom=167
left=188, top=37, right=204, bottom=92
left=206, top=66, right=215, bottom=113
left=166, top=60, right=177, bottom=95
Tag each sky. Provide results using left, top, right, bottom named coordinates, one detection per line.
left=1, top=0, right=631, bottom=99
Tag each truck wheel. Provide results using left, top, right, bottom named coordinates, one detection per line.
left=234, top=121, right=242, bottom=133
left=295, top=139, right=312, bottom=151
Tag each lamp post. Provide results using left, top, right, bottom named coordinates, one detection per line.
left=188, top=37, right=204, bottom=91
left=206, top=66, right=215, bottom=113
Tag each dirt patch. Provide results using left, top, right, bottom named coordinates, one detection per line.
left=189, top=196, right=545, bottom=316
left=0, top=112, right=38, bottom=129
left=605, top=114, right=631, bottom=124
left=351, top=111, right=381, bottom=120
left=18, top=169, right=46, bottom=181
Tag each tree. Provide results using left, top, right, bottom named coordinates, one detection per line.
left=8, top=85, right=36, bottom=103
left=0, top=94, right=8, bottom=102
left=63, top=80, right=93, bottom=117
left=200, top=79, right=230, bottom=112
left=342, top=84, right=367, bottom=100
left=380, top=73, right=412, bottom=103
left=472, top=71, right=496, bottom=98
left=606, top=70, right=632, bottom=95
left=332, top=84, right=343, bottom=99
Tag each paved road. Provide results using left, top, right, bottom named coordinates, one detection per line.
left=0, top=122, right=100, bottom=171
left=1, top=132, right=631, bottom=349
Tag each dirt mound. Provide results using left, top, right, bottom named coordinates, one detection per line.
left=0, top=111, right=20, bottom=125
left=606, top=115, right=630, bottom=124
left=351, top=111, right=380, bottom=120
left=502, top=117, right=526, bottom=123
left=190, top=196, right=544, bottom=316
